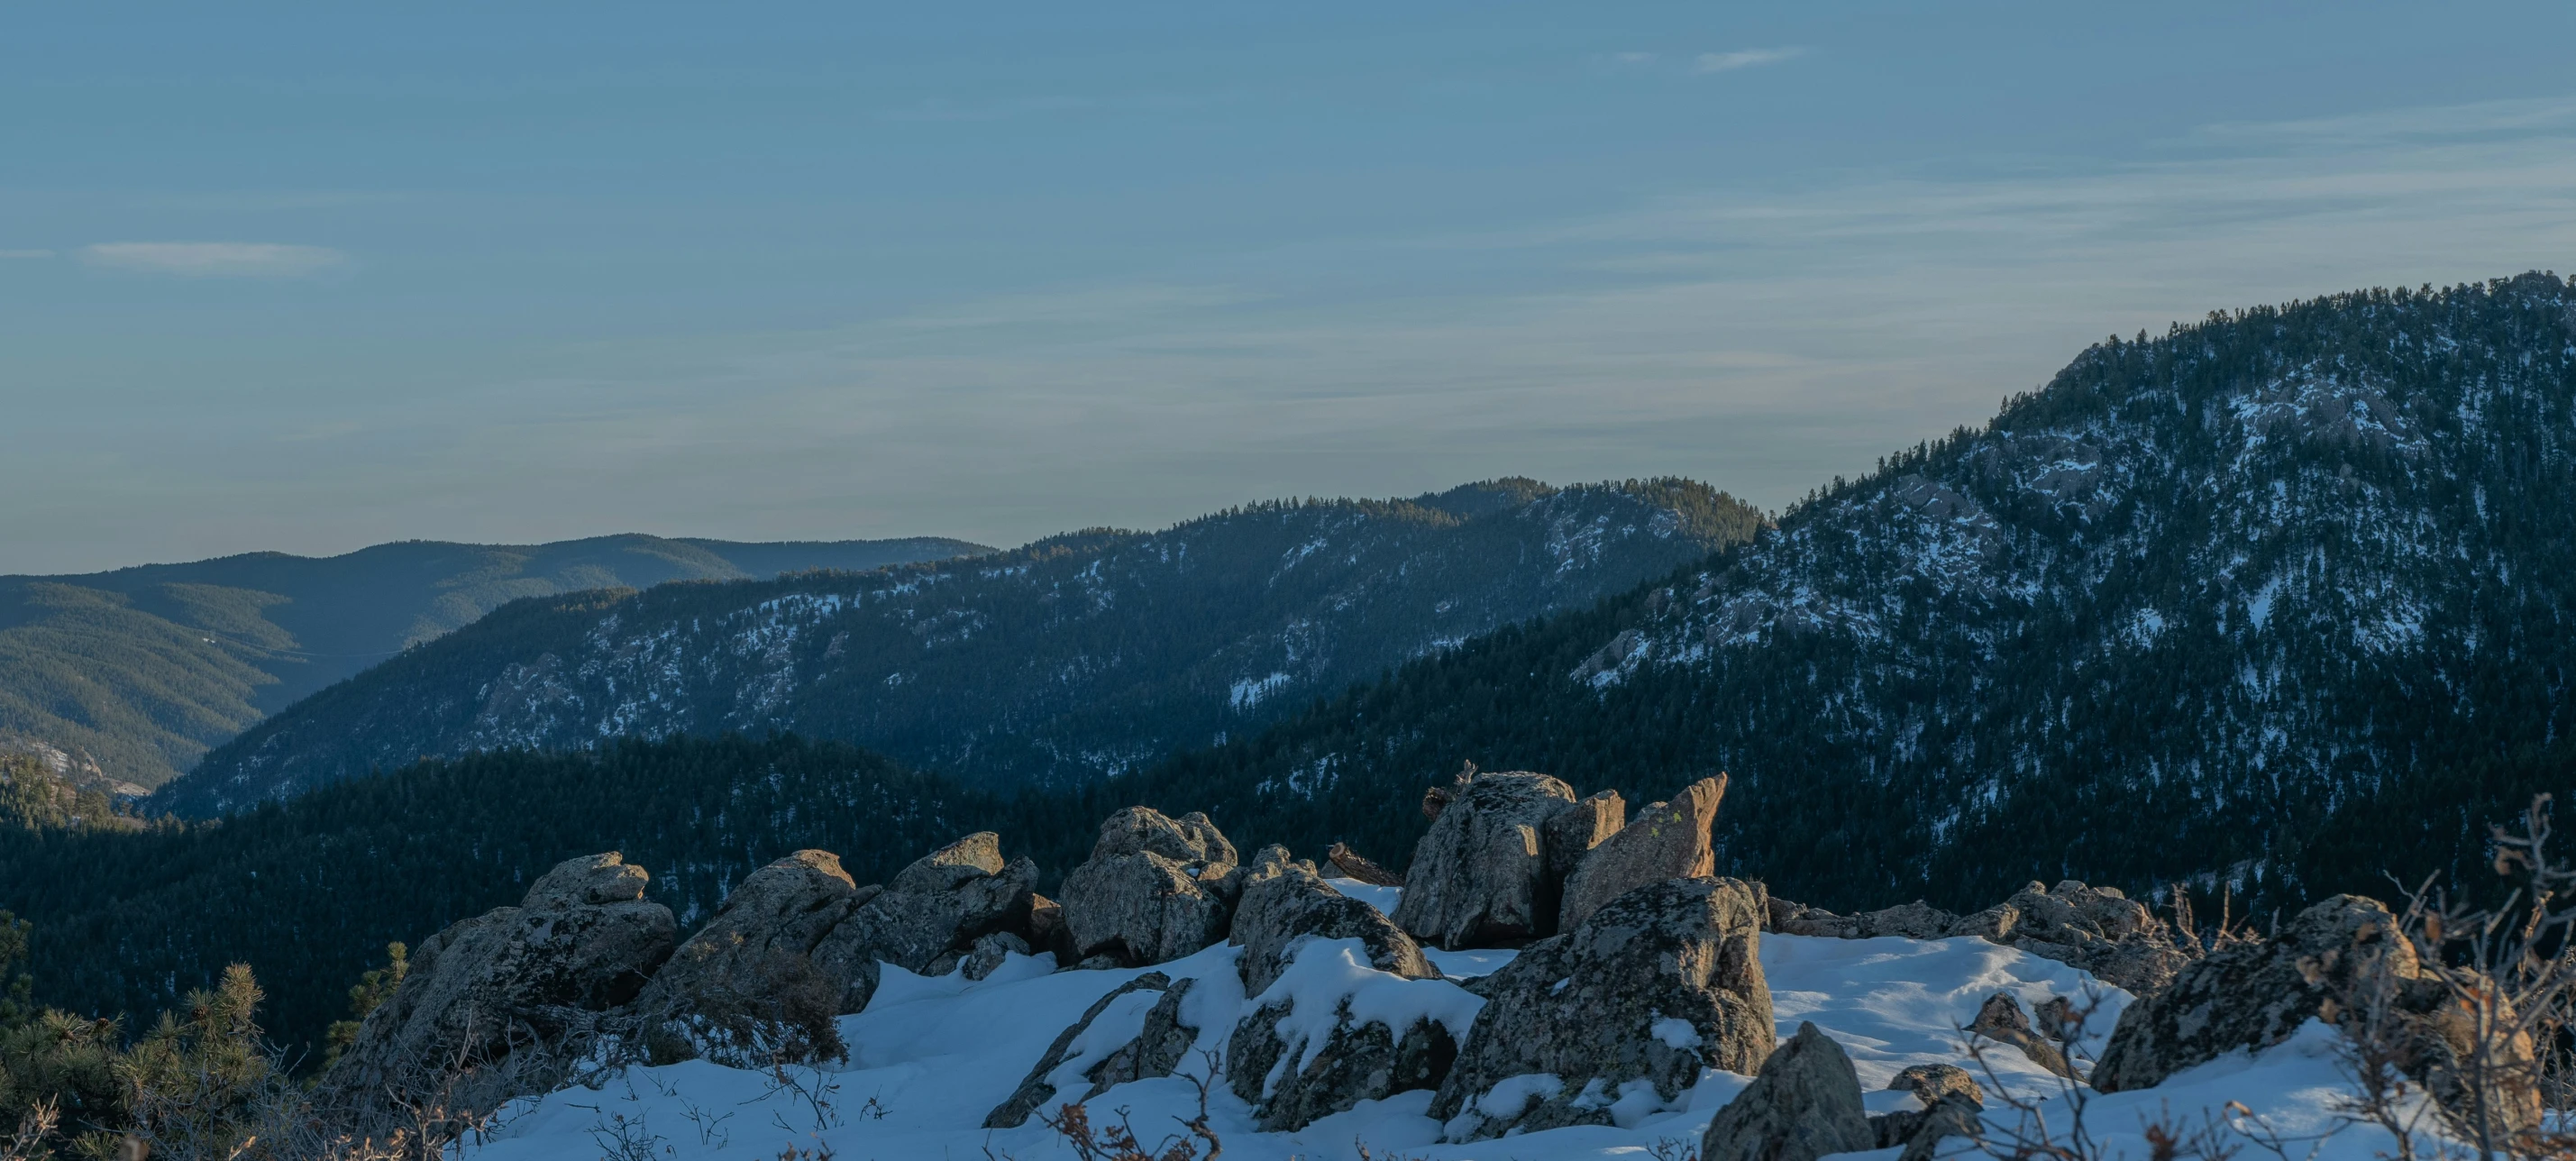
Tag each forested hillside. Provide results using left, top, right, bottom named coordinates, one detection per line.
left=0, top=534, right=987, bottom=790
left=1094, top=274, right=2576, bottom=915
left=162, top=479, right=1760, bottom=814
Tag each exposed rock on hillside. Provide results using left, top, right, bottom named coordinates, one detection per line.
left=1431, top=877, right=1773, bottom=1141
left=1968, top=992, right=2073, bottom=1078
left=1229, top=845, right=1435, bottom=996
left=316, top=853, right=676, bottom=1136
left=985, top=974, right=1199, bottom=1129
left=1558, top=774, right=1724, bottom=929
left=2095, top=894, right=2539, bottom=1138
left=1225, top=940, right=1477, bottom=1134
left=810, top=832, right=1037, bottom=1010
left=1057, top=808, right=1242, bottom=967
left=1769, top=879, right=2188, bottom=996
left=1393, top=770, right=1582, bottom=948
left=1700, top=1021, right=1876, bottom=1161
left=632, top=849, right=858, bottom=1065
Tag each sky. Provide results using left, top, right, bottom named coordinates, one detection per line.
left=6, top=3, right=2575, bottom=575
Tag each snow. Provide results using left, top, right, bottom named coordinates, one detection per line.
left=463, top=915, right=2437, bottom=1161
left=1246, top=937, right=1485, bottom=1092
left=1228, top=672, right=1293, bottom=709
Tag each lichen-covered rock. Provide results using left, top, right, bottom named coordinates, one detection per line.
left=1701, top=1022, right=1877, bottom=1161
left=2094, top=895, right=2540, bottom=1138
left=1871, top=1066, right=1985, bottom=1156
left=1542, top=790, right=1626, bottom=895
left=316, top=854, right=677, bottom=1138
left=810, top=832, right=1038, bottom=1010
left=1431, top=877, right=1773, bottom=1141
left=1230, top=846, right=1436, bottom=996
left=1999, top=881, right=2189, bottom=996
left=1393, top=770, right=1580, bottom=948
left=631, top=850, right=858, bottom=1065
left=1968, top=992, right=2072, bottom=1078
left=1057, top=808, right=1242, bottom=967
left=1557, top=776, right=1723, bottom=930
left=1767, top=897, right=1989, bottom=941
left=1225, top=938, right=1480, bottom=1133
left=983, top=974, right=1200, bottom=1129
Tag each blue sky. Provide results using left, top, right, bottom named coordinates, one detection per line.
left=7, top=3, right=2575, bottom=573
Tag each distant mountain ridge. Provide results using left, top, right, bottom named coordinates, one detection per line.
left=1100, top=274, right=2576, bottom=915
left=159, top=478, right=1764, bottom=815
left=0, top=534, right=991, bottom=789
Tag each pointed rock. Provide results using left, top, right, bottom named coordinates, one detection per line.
left=1557, top=775, right=1723, bottom=930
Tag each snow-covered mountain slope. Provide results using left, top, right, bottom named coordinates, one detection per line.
left=160, top=479, right=1759, bottom=815
left=462, top=897, right=2398, bottom=1161
left=1120, top=275, right=2576, bottom=914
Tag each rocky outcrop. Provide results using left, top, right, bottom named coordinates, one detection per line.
left=1768, top=880, right=2188, bottom=997
left=1230, top=846, right=1436, bottom=997
left=631, top=850, right=859, bottom=1065
left=1557, top=775, right=1723, bottom=930
left=1542, top=790, right=1626, bottom=894
left=810, top=832, right=1037, bottom=1010
left=1226, top=938, right=1479, bottom=1133
left=1968, top=993, right=2073, bottom=1078
left=1700, top=1022, right=1876, bottom=1161
left=1056, top=808, right=1243, bottom=967
left=2095, top=895, right=2540, bottom=1138
left=1393, top=770, right=1582, bottom=948
left=1431, top=877, right=1774, bottom=1140
left=984, top=974, right=1201, bottom=1129
left=317, top=854, right=678, bottom=1136
left=1998, top=881, right=2191, bottom=997
left=1326, top=842, right=1403, bottom=887
left=1889, top=1063, right=1984, bottom=1109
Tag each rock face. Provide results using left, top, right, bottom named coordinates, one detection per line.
left=810, top=832, right=1037, bottom=1010
left=1542, top=790, right=1627, bottom=895
left=1968, top=993, right=2073, bottom=1078
left=317, top=854, right=678, bottom=1135
left=1393, top=770, right=1582, bottom=948
left=1768, top=880, right=2189, bottom=997
left=1557, top=775, right=1724, bottom=930
left=964, top=932, right=1032, bottom=982
left=1056, top=808, right=1243, bottom=967
left=1431, top=877, right=1774, bottom=1140
left=1701, top=1022, right=1877, bottom=1161
left=632, top=849, right=859, bottom=1065
left=2095, top=895, right=2540, bottom=1138
left=1225, top=936, right=1479, bottom=1134
left=1230, top=846, right=1437, bottom=996
left=984, top=974, right=1201, bottom=1129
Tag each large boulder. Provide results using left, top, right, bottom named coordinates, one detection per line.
left=809, top=832, right=1038, bottom=1010
left=1056, top=808, right=1242, bottom=967
left=1393, top=770, right=1582, bottom=948
left=2095, top=895, right=2539, bottom=1138
left=1226, top=939, right=1479, bottom=1134
left=1701, top=1022, right=1877, bottom=1161
left=984, top=974, right=1201, bottom=1129
left=316, top=854, right=678, bottom=1138
left=1557, top=775, right=1724, bottom=930
left=1430, top=877, right=1774, bottom=1141
left=632, top=849, right=859, bottom=1065
left=1230, top=846, right=1436, bottom=996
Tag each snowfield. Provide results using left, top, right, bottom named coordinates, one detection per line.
left=463, top=888, right=2416, bottom=1161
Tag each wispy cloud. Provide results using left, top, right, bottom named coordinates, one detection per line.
left=79, top=242, right=347, bottom=278
left=0, top=249, right=52, bottom=260
left=1694, top=47, right=1804, bottom=74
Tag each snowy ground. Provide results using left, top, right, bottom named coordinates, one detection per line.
left=462, top=882, right=2416, bottom=1161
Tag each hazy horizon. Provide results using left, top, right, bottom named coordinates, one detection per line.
left=9, top=3, right=2574, bottom=574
